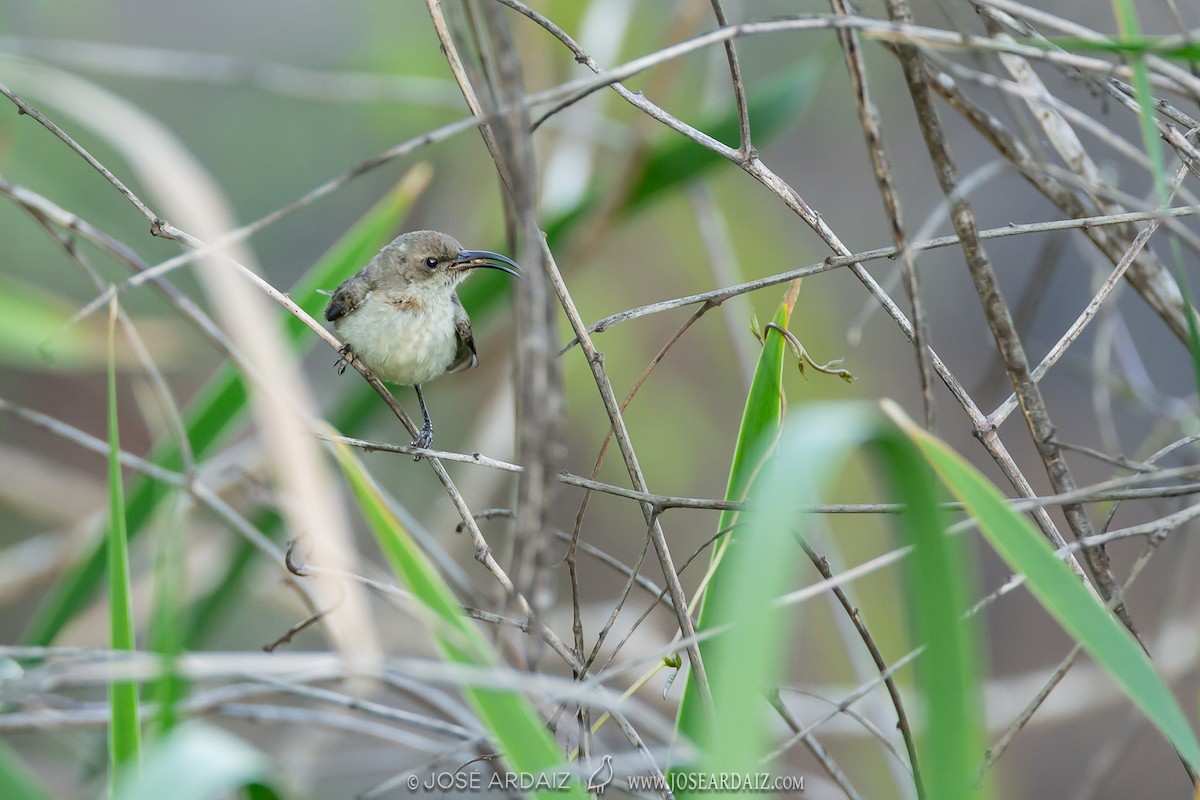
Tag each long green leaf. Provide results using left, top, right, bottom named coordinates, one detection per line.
left=147, top=498, right=187, bottom=738
left=331, top=439, right=587, bottom=800
left=682, top=402, right=984, bottom=799
left=675, top=300, right=790, bottom=740
left=106, top=300, right=141, bottom=789
left=623, top=58, right=825, bottom=215
left=1042, top=36, right=1200, bottom=61
left=1107, top=0, right=1200, bottom=394
left=23, top=167, right=430, bottom=647
left=890, top=404, right=1200, bottom=773
left=542, top=59, right=825, bottom=247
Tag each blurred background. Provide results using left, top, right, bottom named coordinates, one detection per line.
left=2, top=0, right=1200, bottom=797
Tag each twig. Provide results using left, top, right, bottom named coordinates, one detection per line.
left=883, top=0, right=1121, bottom=622
left=797, top=534, right=924, bottom=799
left=539, top=234, right=713, bottom=714
left=831, top=0, right=935, bottom=432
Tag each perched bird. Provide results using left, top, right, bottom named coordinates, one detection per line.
left=324, top=230, right=520, bottom=451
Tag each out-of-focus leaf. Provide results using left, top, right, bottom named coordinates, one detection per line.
left=1043, top=36, right=1200, bottom=60
left=147, top=498, right=188, bottom=737
left=542, top=59, right=826, bottom=247
left=623, top=58, right=825, bottom=215
left=331, top=439, right=586, bottom=800
left=106, top=301, right=140, bottom=788
left=890, top=404, right=1200, bottom=774
left=0, top=277, right=140, bottom=368
left=111, top=723, right=281, bottom=800
left=675, top=402, right=984, bottom=800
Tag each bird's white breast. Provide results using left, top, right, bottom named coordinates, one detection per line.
left=334, top=289, right=459, bottom=386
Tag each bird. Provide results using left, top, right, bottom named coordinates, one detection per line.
left=324, top=230, right=520, bottom=452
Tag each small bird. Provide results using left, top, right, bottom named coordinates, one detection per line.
left=324, top=230, right=520, bottom=451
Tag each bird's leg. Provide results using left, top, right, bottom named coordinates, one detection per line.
left=334, top=343, right=354, bottom=375
left=410, top=384, right=434, bottom=456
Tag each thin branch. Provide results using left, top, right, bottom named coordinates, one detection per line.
left=562, top=205, right=1200, bottom=352
left=706, top=0, right=753, bottom=158
left=539, top=234, right=713, bottom=714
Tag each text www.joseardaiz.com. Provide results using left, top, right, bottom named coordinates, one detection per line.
left=625, top=772, right=805, bottom=793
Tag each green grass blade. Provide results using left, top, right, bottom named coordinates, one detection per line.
left=147, top=498, right=187, bottom=738
left=680, top=402, right=984, bottom=799
left=891, top=405, right=1200, bottom=773
left=330, top=439, right=587, bottom=800
left=1042, top=36, right=1200, bottom=61
left=23, top=168, right=430, bottom=647
left=873, top=434, right=977, bottom=800
left=1107, top=0, right=1200, bottom=393
left=675, top=300, right=790, bottom=740
left=106, top=300, right=141, bottom=790
left=1109, top=1, right=1165, bottom=203
left=112, top=722, right=281, bottom=800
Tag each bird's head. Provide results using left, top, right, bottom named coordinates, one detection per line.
left=380, top=230, right=521, bottom=290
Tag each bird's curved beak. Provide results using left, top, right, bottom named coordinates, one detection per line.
left=451, top=249, right=522, bottom=278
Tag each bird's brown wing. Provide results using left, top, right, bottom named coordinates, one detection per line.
left=324, top=267, right=377, bottom=322
left=448, top=293, right=478, bottom=373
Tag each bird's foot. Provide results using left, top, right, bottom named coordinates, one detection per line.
left=334, top=343, right=354, bottom=375
left=409, top=422, right=434, bottom=460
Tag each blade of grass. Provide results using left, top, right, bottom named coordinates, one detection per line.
left=23, top=167, right=430, bottom=648
left=1107, top=0, right=1200, bottom=396
left=675, top=296, right=792, bottom=739
left=146, top=497, right=188, bottom=738
left=1042, top=36, right=1200, bottom=60
left=330, top=438, right=587, bottom=800
left=106, top=296, right=141, bottom=791
left=888, top=402, right=1200, bottom=774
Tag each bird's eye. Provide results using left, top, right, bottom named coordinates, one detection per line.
left=424, top=257, right=438, bottom=269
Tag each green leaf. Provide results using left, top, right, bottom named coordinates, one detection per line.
left=147, top=498, right=188, bottom=738
left=106, top=300, right=141, bottom=787
left=891, top=404, right=1200, bottom=773
left=1106, top=0, right=1200, bottom=428
left=1041, top=36, right=1200, bottom=61
left=23, top=168, right=430, bottom=647
left=542, top=59, right=826, bottom=248
left=676, top=301, right=790, bottom=740
left=624, top=58, right=825, bottom=215
left=111, top=723, right=281, bottom=800
left=331, top=439, right=587, bottom=800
